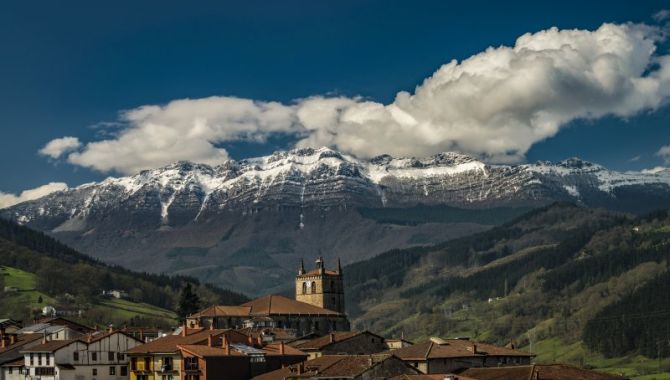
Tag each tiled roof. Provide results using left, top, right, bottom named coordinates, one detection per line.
left=190, top=305, right=252, bottom=318
left=126, top=329, right=239, bottom=354
left=0, top=334, right=43, bottom=365
left=389, top=375, right=476, bottom=380
left=190, top=295, right=344, bottom=319
left=457, top=364, right=626, bottom=380
left=86, top=330, right=143, bottom=344
left=179, top=342, right=306, bottom=358
left=243, top=295, right=343, bottom=316
left=252, top=354, right=406, bottom=380
left=235, top=328, right=298, bottom=342
left=21, top=339, right=81, bottom=353
left=291, top=331, right=382, bottom=351
left=392, top=339, right=532, bottom=360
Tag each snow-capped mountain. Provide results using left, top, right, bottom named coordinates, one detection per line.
left=4, top=147, right=670, bottom=295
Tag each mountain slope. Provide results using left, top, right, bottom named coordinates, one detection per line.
left=4, top=147, right=670, bottom=295
left=343, top=203, right=670, bottom=367
left=0, top=218, right=247, bottom=325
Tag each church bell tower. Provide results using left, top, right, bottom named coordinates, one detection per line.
left=295, top=257, right=345, bottom=314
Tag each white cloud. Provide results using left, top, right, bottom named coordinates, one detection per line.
left=656, top=145, right=670, bottom=163
left=38, top=137, right=82, bottom=159
left=43, top=22, right=670, bottom=174
left=0, top=183, right=69, bottom=209
left=653, top=9, right=670, bottom=22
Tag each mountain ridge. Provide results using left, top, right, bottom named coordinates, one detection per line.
left=3, top=147, right=670, bottom=295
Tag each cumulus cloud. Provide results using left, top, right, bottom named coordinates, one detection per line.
left=38, top=137, right=82, bottom=159
left=0, top=183, right=69, bottom=209
left=43, top=22, right=670, bottom=173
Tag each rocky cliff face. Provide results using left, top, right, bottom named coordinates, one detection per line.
left=4, top=147, right=670, bottom=295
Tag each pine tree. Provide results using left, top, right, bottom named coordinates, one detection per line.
left=37, top=295, right=43, bottom=304
left=177, top=283, right=201, bottom=319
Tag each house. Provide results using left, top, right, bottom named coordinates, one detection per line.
left=120, top=327, right=168, bottom=343
left=16, top=324, right=86, bottom=341
left=102, top=290, right=129, bottom=299
left=455, top=364, right=628, bottom=380
left=251, top=354, right=422, bottom=380
left=178, top=335, right=307, bottom=380
left=19, top=330, right=143, bottom=380
left=126, top=328, right=250, bottom=380
left=0, top=333, right=43, bottom=380
left=289, top=331, right=387, bottom=360
left=187, top=258, right=350, bottom=336
left=391, top=337, right=532, bottom=374
left=236, top=327, right=300, bottom=344
left=389, top=375, right=476, bottom=380
left=0, top=320, right=21, bottom=334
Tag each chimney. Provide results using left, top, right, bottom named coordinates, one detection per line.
left=139, top=329, right=144, bottom=342
left=256, top=337, right=263, bottom=347
left=181, top=323, right=187, bottom=337
left=0, top=338, right=6, bottom=348
left=9, top=335, right=16, bottom=345
left=329, top=333, right=335, bottom=343
left=107, top=325, right=113, bottom=333
left=279, top=341, right=285, bottom=355
left=247, top=335, right=254, bottom=346
left=472, top=343, right=477, bottom=354
left=224, top=337, right=231, bottom=356
left=207, top=334, right=213, bottom=347
left=209, top=323, right=214, bottom=331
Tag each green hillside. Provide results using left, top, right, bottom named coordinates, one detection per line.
left=0, top=217, right=249, bottom=326
left=344, top=203, right=670, bottom=378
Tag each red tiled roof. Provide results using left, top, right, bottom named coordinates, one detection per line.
left=126, top=329, right=245, bottom=354
left=291, top=331, right=383, bottom=351
left=457, top=364, right=626, bottom=380
left=190, top=295, right=343, bottom=318
left=389, top=375, right=476, bottom=380
left=190, top=305, right=252, bottom=318
left=252, top=354, right=412, bottom=380
left=179, top=342, right=306, bottom=358
left=243, top=295, right=342, bottom=316
left=21, top=339, right=81, bottom=353
left=392, top=339, right=532, bottom=361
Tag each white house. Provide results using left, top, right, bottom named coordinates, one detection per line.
left=21, top=331, right=143, bottom=380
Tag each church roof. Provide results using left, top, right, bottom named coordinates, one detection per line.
left=242, top=295, right=343, bottom=316
left=190, top=295, right=345, bottom=319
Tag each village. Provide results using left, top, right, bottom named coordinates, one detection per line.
left=0, top=258, right=624, bottom=380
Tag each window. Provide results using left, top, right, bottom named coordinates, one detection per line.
left=137, top=376, right=148, bottom=380
left=117, top=352, right=125, bottom=361
left=35, top=368, right=55, bottom=376
left=311, top=281, right=317, bottom=294
left=92, top=352, right=97, bottom=361
left=302, top=282, right=307, bottom=294
left=92, top=368, right=97, bottom=376
left=109, top=366, right=116, bottom=375
left=73, top=352, right=79, bottom=361
left=184, top=357, right=198, bottom=371
left=162, top=375, right=174, bottom=380
left=30, top=353, right=34, bottom=366
left=121, top=366, right=128, bottom=376
left=109, top=352, right=115, bottom=361
left=7, top=367, right=11, bottom=374
left=38, top=353, right=42, bottom=365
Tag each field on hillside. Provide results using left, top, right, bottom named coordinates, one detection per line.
left=0, top=266, right=177, bottom=325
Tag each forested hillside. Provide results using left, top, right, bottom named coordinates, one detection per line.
left=344, top=203, right=670, bottom=368
left=0, top=218, right=248, bottom=325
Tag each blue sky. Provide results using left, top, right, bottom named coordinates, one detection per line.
left=1, top=0, right=669, bottom=193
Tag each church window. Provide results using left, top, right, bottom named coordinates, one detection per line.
left=311, top=281, right=317, bottom=294
left=302, top=282, right=307, bottom=294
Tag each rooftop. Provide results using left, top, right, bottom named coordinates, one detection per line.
left=191, top=295, right=344, bottom=318
left=290, top=331, right=382, bottom=351
left=391, top=339, right=532, bottom=360
left=253, top=354, right=399, bottom=380
left=21, top=339, right=81, bottom=353
left=126, top=329, right=245, bottom=355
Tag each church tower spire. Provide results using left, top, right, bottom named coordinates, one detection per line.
left=298, top=258, right=305, bottom=275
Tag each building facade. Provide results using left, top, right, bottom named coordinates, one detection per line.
left=295, top=258, right=345, bottom=314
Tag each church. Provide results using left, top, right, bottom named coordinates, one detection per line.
left=186, top=257, right=350, bottom=335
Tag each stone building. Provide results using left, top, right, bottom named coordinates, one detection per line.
left=186, top=258, right=350, bottom=336
left=295, top=257, right=345, bottom=314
